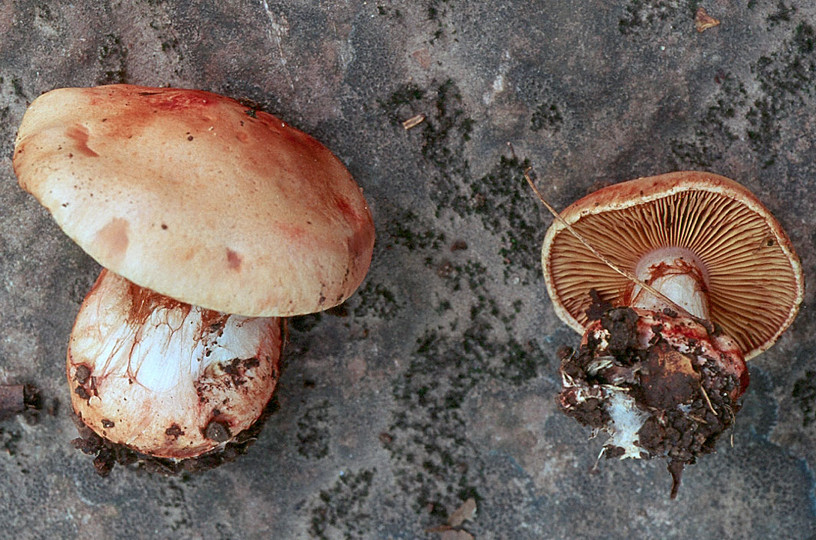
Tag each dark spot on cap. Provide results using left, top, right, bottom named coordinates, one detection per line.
left=65, top=124, right=99, bottom=157
left=75, top=386, right=90, bottom=400
left=101, top=419, right=115, bottom=428
left=226, top=248, right=242, bottom=271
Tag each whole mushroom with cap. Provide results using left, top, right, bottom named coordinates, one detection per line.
left=540, top=171, right=803, bottom=496
left=13, top=84, right=375, bottom=472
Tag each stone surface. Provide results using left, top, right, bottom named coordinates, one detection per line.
left=1, top=1, right=815, bottom=538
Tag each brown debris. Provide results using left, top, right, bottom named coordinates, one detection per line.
left=639, top=343, right=700, bottom=409
left=695, top=7, right=720, bottom=33
left=585, top=289, right=613, bottom=322
left=450, top=240, right=468, bottom=252
left=427, top=498, right=477, bottom=537
left=448, top=498, right=477, bottom=527
left=558, top=307, right=742, bottom=497
left=437, top=260, right=455, bottom=278
left=70, top=397, right=280, bottom=477
left=402, top=114, right=426, bottom=130
left=0, top=385, right=26, bottom=420
left=0, top=384, right=43, bottom=423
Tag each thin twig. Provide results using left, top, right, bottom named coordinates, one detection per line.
left=402, top=114, right=426, bottom=130
left=699, top=384, right=718, bottom=417
left=591, top=446, right=606, bottom=472
left=521, top=161, right=691, bottom=318
left=728, top=407, right=736, bottom=447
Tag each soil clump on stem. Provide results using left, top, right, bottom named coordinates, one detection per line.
left=558, top=296, right=743, bottom=498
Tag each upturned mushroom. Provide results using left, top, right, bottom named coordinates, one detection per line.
left=539, top=171, right=803, bottom=496
left=13, top=84, right=375, bottom=469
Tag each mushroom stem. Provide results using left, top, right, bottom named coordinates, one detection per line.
left=626, top=247, right=710, bottom=320
left=68, top=269, right=283, bottom=460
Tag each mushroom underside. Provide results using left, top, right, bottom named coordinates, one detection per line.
left=543, top=174, right=804, bottom=360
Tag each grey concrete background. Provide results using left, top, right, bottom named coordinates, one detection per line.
left=1, top=1, right=815, bottom=538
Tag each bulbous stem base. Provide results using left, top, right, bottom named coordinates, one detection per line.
left=559, top=306, right=747, bottom=498
left=68, top=269, right=284, bottom=461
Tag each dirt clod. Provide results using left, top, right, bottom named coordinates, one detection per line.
left=204, top=420, right=231, bottom=442
left=0, top=384, right=44, bottom=423
left=558, top=306, right=743, bottom=497
left=75, top=365, right=91, bottom=384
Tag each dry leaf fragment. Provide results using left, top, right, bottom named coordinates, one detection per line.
left=402, top=114, right=426, bottom=130
left=448, top=497, right=477, bottom=527
left=427, top=497, right=478, bottom=537
left=695, top=7, right=720, bottom=33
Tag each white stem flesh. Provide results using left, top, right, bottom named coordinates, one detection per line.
left=629, top=247, right=710, bottom=320
left=68, top=269, right=282, bottom=459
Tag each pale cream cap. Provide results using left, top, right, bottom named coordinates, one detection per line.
left=14, top=85, right=375, bottom=317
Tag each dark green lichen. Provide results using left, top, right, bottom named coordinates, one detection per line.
left=296, top=400, right=332, bottom=460
left=792, top=370, right=816, bottom=427
left=378, top=83, right=426, bottom=128
left=670, top=75, right=746, bottom=168
left=618, top=0, right=699, bottom=37
left=386, top=321, right=546, bottom=514
left=767, top=1, right=797, bottom=27
left=386, top=211, right=446, bottom=251
left=376, top=5, right=403, bottom=20
left=309, top=469, right=376, bottom=540
left=671, top=19, right=816, bottom=169
left=377, top=79, right=550, bottom=521
left=385, top=293, right=547, bottom=516
left=381, top=82, right=472, bottom=215
left=746, top=22, right=816, bottom=167
left=426, top=0, right=455, bottom=43
left=352, top=282, right=402, bottom=321
left=158, top=480, right=193, bottom=533
left=382, top=81, right=542, bottom=283
left=530, top=102, right=564, bottom=133
left=96, top=33, right=128, bottom=85
left=471, top=156, right=540, bottom=284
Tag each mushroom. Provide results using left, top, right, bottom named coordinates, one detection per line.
left=13, top=85, right=375, bottom=467
left=540, top=171, right=803, bottom=495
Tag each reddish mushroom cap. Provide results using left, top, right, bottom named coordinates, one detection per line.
left=13, top=84, right=376, bottom=317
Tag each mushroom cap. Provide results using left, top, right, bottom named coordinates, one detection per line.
left=542, top=171, right=804, bottom=360
left=13, top=84, right=375, bottom=317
